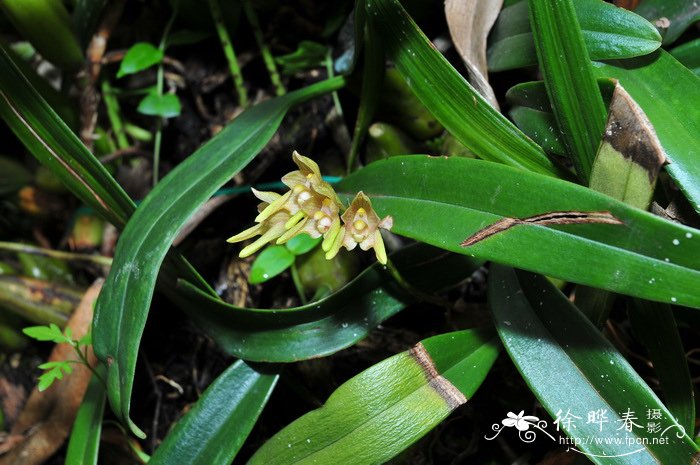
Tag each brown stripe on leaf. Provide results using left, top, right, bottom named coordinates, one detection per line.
left=429, top=376, right=467, bottom=409
left=603, top=84, right=666, bottom=182
left=461, top=211, right=623, bottom=247
left=409, top=342, right=467, bottom=408
left=409, top=342, right=439, bottom=380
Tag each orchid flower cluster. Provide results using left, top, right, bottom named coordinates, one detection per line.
left=227, top=152, right=394, bottom=264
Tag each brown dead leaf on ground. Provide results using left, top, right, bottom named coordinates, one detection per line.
left=0, top=280, right=103, bottom=465
left=444, top=0, right=502, bottom=108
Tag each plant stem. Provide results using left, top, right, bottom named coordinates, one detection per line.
left=290, top=261, right=307, bottom=304
left=325, top=50, right=343, bottom=118
left=101, top=80, right=129, bottom=150
left=72, top=342, right=108, bottom=390
left=152, top=7, right=177, bottom=186
left=209, top=0, right=248, bottom=107
left=242, top=0, right=285, bottom=96
left=0, top=241, right=112, bottom=266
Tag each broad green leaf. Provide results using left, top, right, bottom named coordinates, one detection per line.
left=249, top=246, right=295, bottom=284
left=633, top=0, right=700, bottom=45
left=65, top=367, right=107, bottom=465
left=248, top=328, right=499, bottom=465
left=508, top=106, right=565, bottom=155
left=23, top=323, right=70, bottom=344
left=629, top=299, right=695, bottom=436
left=670, top=38, right=700, bottom=76
left=117, top=42, right=164, bottom=78
left=137, top=92, right=181, bottom=118
left=337, top=156, right=700, bottom=307
left=285, top=234, right=320, bottom=255
left=488, top=0, right=661, bottom=71
left=528, top=0, right=607, bottom=182
left=149, top=361, right=278, bottom=465
left=592, top=51, right=700, bottom=213
left=365, top=0, right=561, bottom=177
left=0, top=0, right=84, bottom=71
left=489, top=265, right=699, bottom=464
left=175, top=244, right=479, bottom=362
left=92, top=76, right=345, bottom=438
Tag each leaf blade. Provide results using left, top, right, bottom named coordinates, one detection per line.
left=149, top=361, right=278, bottom=465
left=489, top=265, right=699, bottom=464
left=92, top=77, right=345, bottom=437
left=338, top=156, right=700, bottom=308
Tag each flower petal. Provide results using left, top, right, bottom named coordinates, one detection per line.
left=226, top=223, right=262, bottom=243
left=255, top=190, right=292, bottom=222
left=373, top=230, right=388, bottom=265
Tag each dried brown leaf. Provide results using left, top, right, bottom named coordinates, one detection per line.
left=445, top=0, right=502, bottom=108
left=0, top=280, right=103, bottom=465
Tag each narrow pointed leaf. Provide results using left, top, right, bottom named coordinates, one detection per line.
left=593, top=51, right=700, bottom=213
left=488, top=0, right=662, bottom=71
left=175, top=244, right=479, bottom=362
left=337, top=156, right=700, bottom=308
left=65, top=367, right=107, bottom=465
left=248, top=329, right=499, bottom=465
left=149, top=361, right=278, bottom=465
left=365, top=0, right=560, bottom=177
left=629, top=299, right=695, bottom=435
left=0, top=45, right=214, bottom=298
left=92, top=77, right=345, bottom=437
left=528, top=0, right=608, bottom=182
left=489, top=265, right=699, bottom=464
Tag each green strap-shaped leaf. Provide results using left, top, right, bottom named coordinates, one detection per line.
left=508, top=106, right=565, bottom=155
left=593, top=51, right=700, bottom=214
left=174, top=244, right=480, bottom=362
left=0, top=45, right=133, bottom=227
left=365, top=0, right=561, bottom=177
left=65, top=367, right=107, bottom=465
left=488, top=0, right=661, bottom=72
left=528, top=0, right=607, bottom=182
left=633, top=0, right=700, bottom=45
left=670, top=38, right=700, bottom=76
left=149, top=361, right=278, bottom=465
left=92, top=77, right=345, bottom=438
left=0, top=0, right=84, bottom=72
left=489, top=265, right=699, bottom=464
left=247, top=328, right=499, bottom=465
left=337, top=156, right=700, bottom=307
left=510, top=54, right=700, bottom=214
left=630, top=299, right=695, bottom=436
left=0, top=42, right=217, bottom=307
